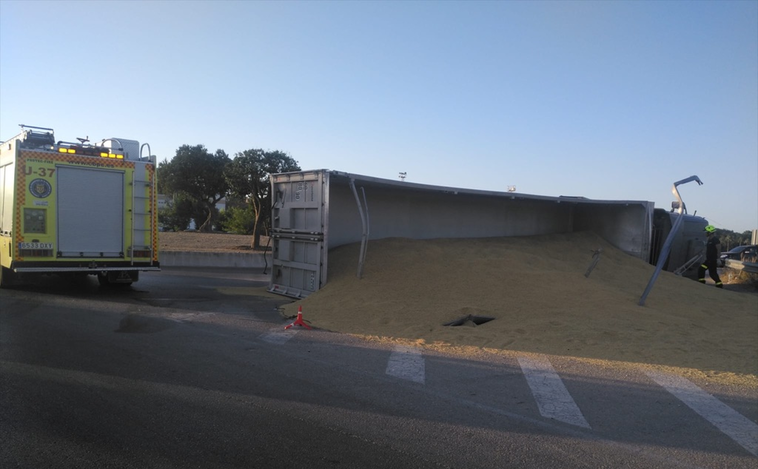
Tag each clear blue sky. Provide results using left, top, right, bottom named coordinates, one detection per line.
left=2, top=1, right=756, bottom=233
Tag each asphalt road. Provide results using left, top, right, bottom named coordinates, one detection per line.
left=1, top=268, right=756, bottom=468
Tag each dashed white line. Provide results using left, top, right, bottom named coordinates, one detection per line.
left=257, top=328, right=756, bottom=457
left=518, top=355, right=591, bottom=429
left=259, top=328, right=298, bottom=345
left=644, top=369, right=758, bottom=457
left=386, top=345, right=425, bottom=384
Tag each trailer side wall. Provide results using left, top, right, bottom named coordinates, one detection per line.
left=270, top=170, right=654, bottom=298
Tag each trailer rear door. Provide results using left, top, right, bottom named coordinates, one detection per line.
left=269, top=170, right=328, bottom=298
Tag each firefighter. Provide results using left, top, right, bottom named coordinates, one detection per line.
left=698, top=225, right=723, bottom=288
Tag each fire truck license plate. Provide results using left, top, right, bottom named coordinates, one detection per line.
left=19, top=242, right=53, bottom=249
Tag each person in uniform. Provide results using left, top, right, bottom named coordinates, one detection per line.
left=698, top=225, right=723, bottom=288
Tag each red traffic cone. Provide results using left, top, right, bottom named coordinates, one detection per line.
left=285, top=306, right=312, bottom=330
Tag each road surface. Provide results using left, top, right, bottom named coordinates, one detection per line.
left=1, top=268, right=756, bottom=468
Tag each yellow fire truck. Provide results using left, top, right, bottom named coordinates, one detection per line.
left=0, top=125, right=159, bottom=287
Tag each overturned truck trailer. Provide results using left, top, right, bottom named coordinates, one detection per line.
left=268, top=170, right=706, bottom=298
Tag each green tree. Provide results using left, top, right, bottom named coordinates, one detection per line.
left=158, top=193, right=195, bottom=232
left=714, top=229, right=753, bottom=251
left=224, top=149, right=300, bottom=247
left=158, top=145, right=230, bottom=232
left=222, top=205, right=257, bottom=235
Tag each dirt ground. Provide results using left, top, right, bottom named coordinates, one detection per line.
left=159, top=231, right=268, bottom=252
left=160, top=231, right=758, bottom=387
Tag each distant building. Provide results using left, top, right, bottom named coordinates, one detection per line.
left=157, top=195, right=226, bottom=211
left=157, top=194, right=227, bottom=230
left=157, top=194, right=171, bottom=210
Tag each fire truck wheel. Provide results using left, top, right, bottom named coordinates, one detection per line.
left=97, top=272, right=110, bottom=286
left=98, top=271, right=134, bottom=286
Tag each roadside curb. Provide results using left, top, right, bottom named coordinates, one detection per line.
left=159, top=251, right=271, bottom=269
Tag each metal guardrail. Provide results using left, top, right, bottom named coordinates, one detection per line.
left=725, top=259, right=758, bottom=274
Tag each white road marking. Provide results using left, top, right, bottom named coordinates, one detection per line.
left=167, top=312, right=216, bottom=323
left=518, top=355, right=591, bottom=429
left=259, top=328, right=298, bottom=345
left=386, top=346, right=425, bottom=384
left=645, top=369, right=758, bottom=457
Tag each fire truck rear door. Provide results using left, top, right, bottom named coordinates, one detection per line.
left=57, top=167, right=124, bottom=257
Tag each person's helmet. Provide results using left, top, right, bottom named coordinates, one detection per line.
left=704, top=225, right=716, bottom=233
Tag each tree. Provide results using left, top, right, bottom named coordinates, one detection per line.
left=225, top=149, right=300, bottom=248
left=158, top=193, right=195, bottom=232
left=158, top=145, right=230, bottom=232
left=714, top=229, right=753, bottom=251
left=221, top=205, right=257, bottom=235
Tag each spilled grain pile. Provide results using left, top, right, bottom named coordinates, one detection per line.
left=284, top=231, right=758, bottom=379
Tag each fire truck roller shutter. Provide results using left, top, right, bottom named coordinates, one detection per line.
left=57, top=167, right=124, bottom=257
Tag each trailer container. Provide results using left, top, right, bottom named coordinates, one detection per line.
left=268, top=170, right=708, bottom=298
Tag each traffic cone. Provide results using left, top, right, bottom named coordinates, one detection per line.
left=285, top=306, right=312, bottom=330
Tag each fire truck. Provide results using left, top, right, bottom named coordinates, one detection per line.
left=0, top=125, right=160, bottom=287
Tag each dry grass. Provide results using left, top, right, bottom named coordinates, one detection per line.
left=159, top=231, right=271, bottom=252
left=722, top=268, right=758, bottom=288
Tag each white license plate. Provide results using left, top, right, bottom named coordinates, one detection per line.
left=19, top=242, right=53, bottom=249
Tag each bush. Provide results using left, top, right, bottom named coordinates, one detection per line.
left=222, top=206, right=256, bottom=235
left=158, top=205, right=191, bottom=232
